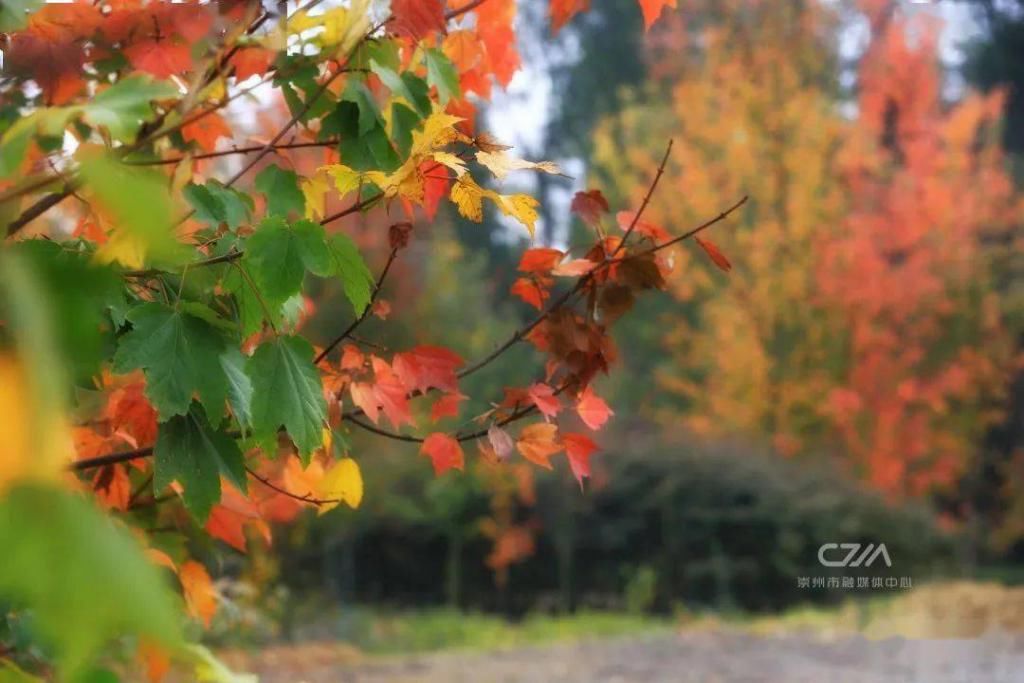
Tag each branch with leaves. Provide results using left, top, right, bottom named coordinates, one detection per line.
left=0, top=0, right=709, bottom=679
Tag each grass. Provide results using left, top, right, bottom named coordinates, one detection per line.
left=311, top=607, right=672, bottom=655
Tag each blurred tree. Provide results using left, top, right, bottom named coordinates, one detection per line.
left=591, top=0, right=1019, bottom=500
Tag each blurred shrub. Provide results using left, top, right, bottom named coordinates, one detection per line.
left=272, top=433, right=955, bottom=617
left=552, top=436, right=955, bottom=612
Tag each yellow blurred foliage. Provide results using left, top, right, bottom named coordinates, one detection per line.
left=0, top=353, right=72, bottom=492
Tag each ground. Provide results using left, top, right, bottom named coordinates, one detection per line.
left=224, top=630, right=1024, bottom=682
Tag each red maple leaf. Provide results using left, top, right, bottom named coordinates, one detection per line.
left=431, top=392, right=467, bottom=421
left=563, top=432, right=598, bottom=489
left=392, top=345, right=464, bottom=395
left=391, top=0, right=446, bottom=41
left=571, top=189, right=610, bottom=226
left=518, top=247, right=564, bottom=274
left=125, top=40, right=192, bottom=79
left=576, top=386, right=613, bottom=430
left=527, top=382, right=562, bottom=420
left=421, top=433, right=465, bottom=475
left=511, top=277, right=549, bottom=310
left=695, top=236, right=732, bottom=272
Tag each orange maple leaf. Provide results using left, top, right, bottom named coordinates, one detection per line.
left=228, top=46, right=276, bottom=81
left=179, top=560, right=217, bottom=628
left=516, top=423, right=562, bottom=468
left=182, top=112, right=232, bottom=152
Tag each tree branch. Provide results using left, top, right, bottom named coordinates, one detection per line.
left=246, top=466, right=342, bottom=506
left=612, top=139, right=674, bottom=257
left=123, top=139, right=341, bottom=166
left=314, top=247, right=398, bottom=365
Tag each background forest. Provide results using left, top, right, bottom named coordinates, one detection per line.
left=196, top=0, right=1024, bottom=640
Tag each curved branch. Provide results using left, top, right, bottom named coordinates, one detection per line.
left=246, top=466, right=342, bottom=506
left=345, top=387, right=552, bottom=445
left=314, top=247, right=398, bottom=365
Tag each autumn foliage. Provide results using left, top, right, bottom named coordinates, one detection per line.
left=593, top=0, right=1019, bottom=498
left=0, top=0, right=731, bottom=678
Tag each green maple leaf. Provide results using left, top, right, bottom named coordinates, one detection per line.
left=247, top=335, right=327, bottom=460
left=220, top=347, right=254, bottom=431
left=255, top=164, right=305, bottom=218
left=113, top=303, right=229, bottom=420
left=154, top=407, right=246, bottom=522
left=424, top=48, right=460, bottom=105
left=184, top=181, right=253, bottom=230
left=80, top=75, right=179, bottom=142
left=327, top=232, right=374, bottom=315
left=243, top=217, right=330, bottom=304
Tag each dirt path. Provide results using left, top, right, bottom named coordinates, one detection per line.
left=234, top=630, right=1024, bottom=682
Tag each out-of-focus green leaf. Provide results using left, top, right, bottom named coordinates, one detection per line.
left=0, top=661, right=45, bottom=682
left=7, top=241, right=122, bottom=384
left=424, top=48, right=460, bottom=105
left=254, top=165, right=305, bottom=218
left=0, top=0, right=42, bottom=31
left=80, top=75, right=178, bottom=142
left=247, top=336, right=326, bottom=460
left=113, top=303, right=229, bottom=420
left=78, top=153, right=187, bottom=267
left=154, top=407, right=246, bottom=522
left=0, top=485, right=181, bottom=676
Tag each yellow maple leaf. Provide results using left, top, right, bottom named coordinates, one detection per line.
left=430, top=151, right=467, bottom=177
left=0, top=354, right=72, bottom=493
left=390, top=161, right=426, bottom=204
left=322, top=0, right=371, bottom=54
left=316, top=458, right=363, bottom=514
left=476, top=150, right=561, bottom=181
left=450, top=175, right=486, bottom=222
left=494, top=193, right=540, bottom=236
left=411, top=111, right=464, bottom=156
left=301, top=171, right=331, bottom=220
